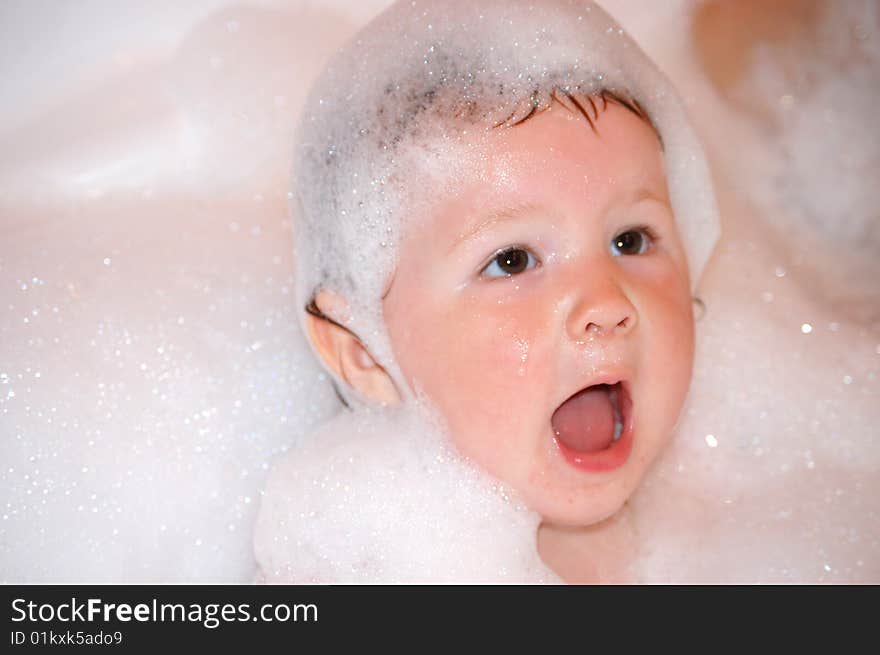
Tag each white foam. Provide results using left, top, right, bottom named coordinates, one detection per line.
left=740, top=1, right=880, bottom=256
left=0, top=4, right=348, bottom=583
left=254, top=401, right=556, bottom=583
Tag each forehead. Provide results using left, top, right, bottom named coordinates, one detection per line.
left=399, top=101, right=667, bottom=242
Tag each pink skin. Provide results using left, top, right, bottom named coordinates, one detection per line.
left=382, top=100, right=695, bottom=528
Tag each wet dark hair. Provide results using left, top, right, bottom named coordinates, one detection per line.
left=497, top=87, right=662, bottom=151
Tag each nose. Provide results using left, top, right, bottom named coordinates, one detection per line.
left=564, top=266, right=638, bottom=342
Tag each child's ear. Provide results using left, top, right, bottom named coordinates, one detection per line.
left=305, top=290, right=401, bottom=406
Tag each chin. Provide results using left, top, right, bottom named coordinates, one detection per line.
left=533, top=487, right=631, bottom=528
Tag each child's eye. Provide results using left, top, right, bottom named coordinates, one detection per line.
left=480, top=247, right=539, bottom=278
left=610, top=227, right=656, bottom=256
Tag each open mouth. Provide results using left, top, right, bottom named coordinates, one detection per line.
left=550, top=381, right=634, bottom=472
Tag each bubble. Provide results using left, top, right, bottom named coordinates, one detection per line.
left=254, top=402, right=556, bottom=583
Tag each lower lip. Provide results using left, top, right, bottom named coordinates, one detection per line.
left=552, top=384, right=634, bottom=473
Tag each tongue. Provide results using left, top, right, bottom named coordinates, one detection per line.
left=551, top=385, right=615, bottom=453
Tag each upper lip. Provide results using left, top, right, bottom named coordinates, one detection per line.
left=554, top=370, right=631, bottom=411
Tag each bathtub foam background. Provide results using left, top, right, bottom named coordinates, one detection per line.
left=1, top=0, right=878, bottom=582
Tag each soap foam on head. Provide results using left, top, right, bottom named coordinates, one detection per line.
left=292, top=0, right=720, bottom=404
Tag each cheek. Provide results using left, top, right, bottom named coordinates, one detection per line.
left=422, top=301, right=543, bottom=418
left=638, top=270, right=695, bottom=408
left=433, top=298, right=556, bottom=476
left=387, top=288, right=551, bottom=454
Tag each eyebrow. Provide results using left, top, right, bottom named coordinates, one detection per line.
left=448, top=201, right=545, bottom=254
left=630, top=188, right=670, bottom=206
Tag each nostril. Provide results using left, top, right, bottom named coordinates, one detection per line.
left=585, top=316, right=631, bottom=336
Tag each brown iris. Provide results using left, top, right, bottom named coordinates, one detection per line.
left=495, top=248, right=530, bottom=275
left=613, top=230, right=647, bottom=255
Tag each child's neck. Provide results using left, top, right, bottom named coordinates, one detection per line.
left=536, top=504, right=637, bottom=584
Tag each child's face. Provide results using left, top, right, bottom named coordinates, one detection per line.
left=382, top=101, right=694, bottom=527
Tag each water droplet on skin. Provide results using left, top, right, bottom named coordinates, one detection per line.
left=515, top=338, right=529, bottom=376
